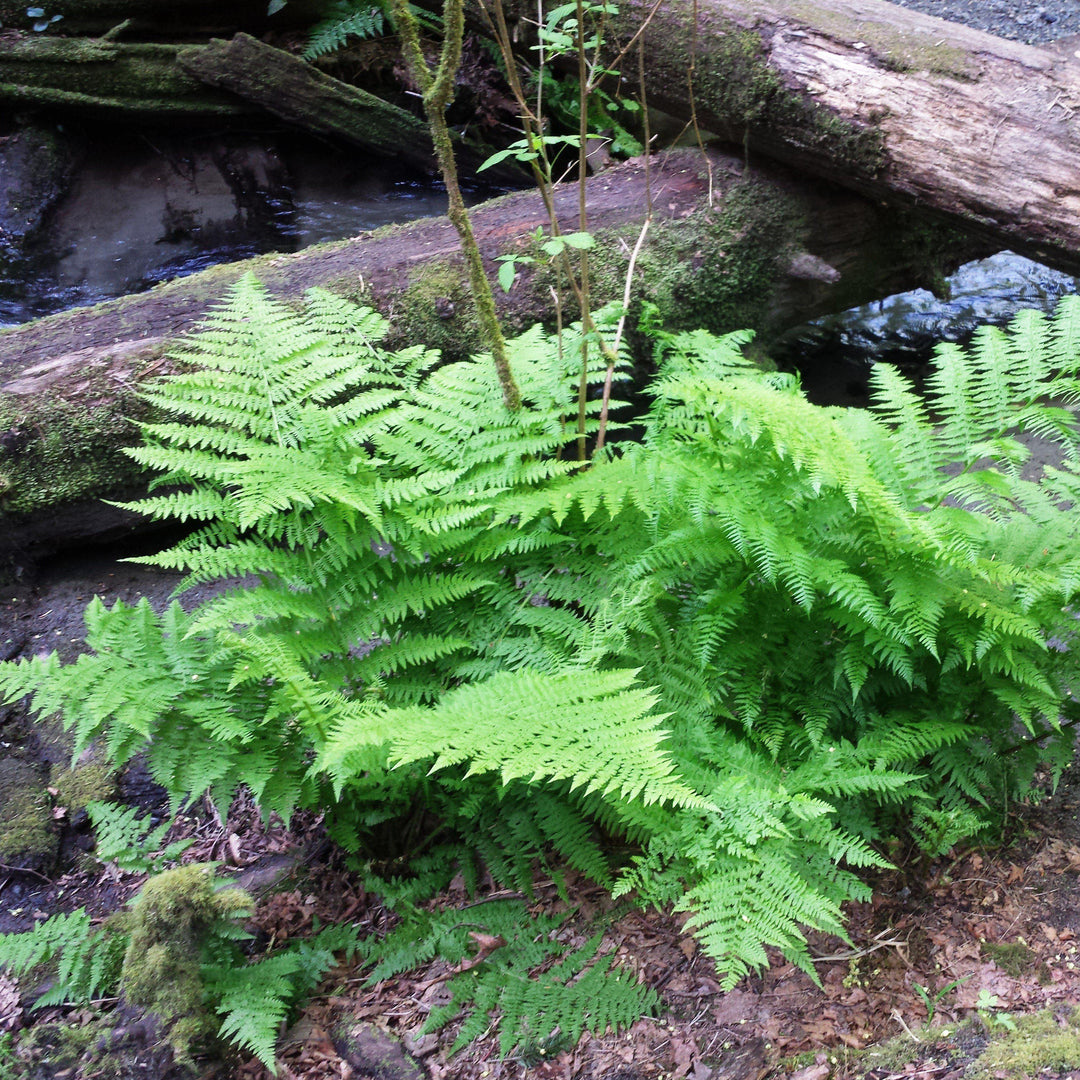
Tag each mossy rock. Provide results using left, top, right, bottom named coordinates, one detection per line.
left=15, top=1008, right=197, bottom=1080
left=397, top=259, right=483, bottom=359
left=51, top=761, right=116, bottom=825
left=0, top=125, right=78, bottom=252
left=0, top=757, right=55, bottom=874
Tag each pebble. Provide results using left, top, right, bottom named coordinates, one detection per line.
left=889, top=0, right=1080, bottom=43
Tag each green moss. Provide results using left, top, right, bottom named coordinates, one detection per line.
left=0, top=40, right=240, bottom=116
left=0, top=758, right=53, bottom=863
left=0, top=382, right=145, bottom=516
left=52, top=762, right=116, bottom=817
left=121, top=864, right=252, bottom=1064
left=643, top=178, right=804, bottom=334
left=966, top=1007, right=1080, bottom=1079
left=397, top=259, right=482, bottom=358
left=17, top=1009, right=199, bottom=1080
left=18, top=1019, right=99, bottom=1074
left=981, top=941, right=1036, bottom=978
left=577, top=175, right=804, bottom=340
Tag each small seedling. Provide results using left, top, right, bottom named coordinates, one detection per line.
left=913, top=975, right=969, bottom=1024
left=975, top=989, right=1017, bottom=1031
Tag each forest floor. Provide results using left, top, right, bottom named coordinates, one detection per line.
left=2, top=541, right=1080, bottom=1080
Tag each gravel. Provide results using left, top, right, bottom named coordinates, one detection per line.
left=889, top=0, right=1080, bottom=44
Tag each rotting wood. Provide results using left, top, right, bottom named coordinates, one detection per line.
left=177, top=34, right=444, bottom=173
left=0, top=37, right=248, bottom=119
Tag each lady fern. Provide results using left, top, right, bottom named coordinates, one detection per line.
left=3, top=275, right=1080, bottom=1002
left=303, top=1, right=386, bottom=60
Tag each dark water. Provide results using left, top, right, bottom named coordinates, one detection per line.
left=0, top=133, right=487, bottom=328
left=778, top=251, right=1080, bottom=406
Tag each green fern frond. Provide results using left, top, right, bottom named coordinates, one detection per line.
left=0, top=909, right=126, bottom=1008
left=384, top=667, right=702, bottom=809
left=88, top=800, right=193, bottom=873
left=207, top=952, right=303, bottom=1069
left=303, top=2, right=387, bottom=58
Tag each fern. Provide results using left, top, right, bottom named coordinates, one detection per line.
left=303, top=0, right=386, bottom=59
left=0, top=909, right=125, bottom=1008
left=88, top=800, right=193, bottom=873
left=359, top=900, right=657, bottom=1057
left=4, top=277, right=1080, bottom=1003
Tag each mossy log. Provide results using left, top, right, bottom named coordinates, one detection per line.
left=176, top=33, right=444, bottom=173
left=0, top=33, right=485, bottom=173
left=507, top=0, right=1080, bottom=274
left=0, top=148, right=989, bottom=565
left=0, top=36, right=253, bottom=119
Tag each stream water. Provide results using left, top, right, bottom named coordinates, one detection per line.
left=3, top=126, right=1080, bottom=394
left=778, top=251, right=1080, bottom=406
left=0, top=131, right=483, bottom=328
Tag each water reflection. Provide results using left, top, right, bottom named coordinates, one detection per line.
left=0, top=132, right=488, bottom=329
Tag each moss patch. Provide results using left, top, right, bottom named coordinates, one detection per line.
left=51, top=761, right=116, bottom=818
left=981, top=940, right=1037, bottom=978
left=396, top=259, right=483, bottom=358
left=121, top=864, right=252, bottom=1064
left=634, top=177, right=805, bottom=336
left=0, top=757, right=54, bottom=866
left=967, top=1007, right=1080, bottom=1079
left=0, top=372, right=147, bottom=517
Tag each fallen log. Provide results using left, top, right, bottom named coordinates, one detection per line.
left=0, top=37, right=248, bottom=119
left=178, top=33, right=447, bottom=174
left=0, top=148, right=989, bottom=568
left=0, top=33, right=496, bottom=175
left=513, top=0, right=1080, bottom=274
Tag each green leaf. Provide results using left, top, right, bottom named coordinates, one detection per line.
left=498, top=259, right=518, bottom=292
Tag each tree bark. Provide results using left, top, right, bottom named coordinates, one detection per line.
left=528, top=0, right=1080, bottom=274
left=0, top=147, right=991, bottom=566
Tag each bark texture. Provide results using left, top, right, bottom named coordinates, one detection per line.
left=578, top=0, right=1080, bottom=272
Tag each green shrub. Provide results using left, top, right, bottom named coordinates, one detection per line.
left=3, top=276, right=1080, bottom=994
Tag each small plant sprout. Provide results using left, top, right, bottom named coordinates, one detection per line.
left=975, top=989, right=1018, bottom=1031
left=913, top=975, right=969, bottom=1025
